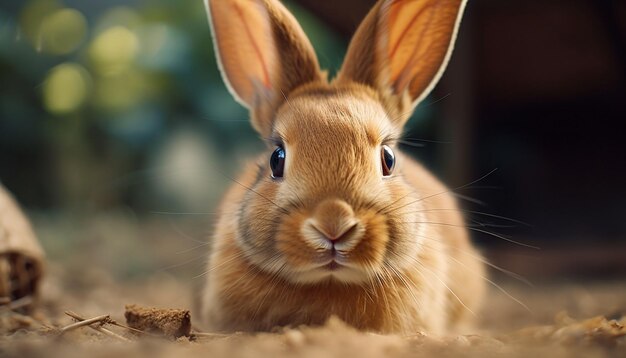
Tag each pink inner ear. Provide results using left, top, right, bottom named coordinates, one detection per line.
left=386, top=0, right=439, bottom=93
left=387, top=1, right=431, bottom=59
left=209, top=0, right=277, bottom=105
left=380, top=0, right=463, bottom=100
left=232, top=1, right=271, bottom=90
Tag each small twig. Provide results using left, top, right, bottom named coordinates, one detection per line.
left=108, top=320, right=161, bottom=338
left=60, top=314, right=110, bottom=334
left=188, top=324, right=231, bottom=340
left=64, top=311, right=131, bottom=342
left=190, top=323, right=230, bottom=337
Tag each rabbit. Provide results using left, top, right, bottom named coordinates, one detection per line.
left=201, top=0, right=485, bottom=334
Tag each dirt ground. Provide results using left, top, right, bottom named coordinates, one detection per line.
left=0, top=208, right=623, bottom=357
left=1, top=262, right=625, bottom=357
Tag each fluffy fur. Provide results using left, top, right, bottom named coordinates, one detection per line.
left=202, top=0, right=485, bottom=334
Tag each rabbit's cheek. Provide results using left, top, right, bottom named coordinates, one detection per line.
left=383, top=213, right=422, bottom=269
left=347, top=211, right=389, bottom=269
left=275, top=212, right=321, bottom=269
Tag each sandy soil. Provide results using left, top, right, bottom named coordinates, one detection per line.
left=1, top=263, right=624, bottom=357
left=0, top=208, right=623, bottom=357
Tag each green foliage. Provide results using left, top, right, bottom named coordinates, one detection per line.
left=0, top=0, right=345, bottom=212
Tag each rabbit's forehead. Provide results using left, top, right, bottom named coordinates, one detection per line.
left=274, top=94, right=395, bottom=147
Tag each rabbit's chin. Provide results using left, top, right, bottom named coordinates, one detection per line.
left=285, top=263, right=371, bottom=285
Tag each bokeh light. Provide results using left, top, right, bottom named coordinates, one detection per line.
left=43, top=63, right=91, bottom=115
left=93, top=7, right=142, bottom=33
left=18, top=0, right=60, bottom=50
left=92, top=70, right=145, bottom=111
left=39, top=8, right=88, bottom=55
left=89, top=26, right=139, bottom=76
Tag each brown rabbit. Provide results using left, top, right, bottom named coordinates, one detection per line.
left=201, top=0, right=485, bottom=334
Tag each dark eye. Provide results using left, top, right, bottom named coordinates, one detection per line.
left=270, top=146, right=285, bottom=178
left=381, top=145, right=395, bottom=176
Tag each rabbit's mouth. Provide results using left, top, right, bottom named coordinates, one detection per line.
left=288, top=261, right=369, bottom=284
left=317, top=256, right=348, bottom=272
left=325, top=260, right=341, bottom=271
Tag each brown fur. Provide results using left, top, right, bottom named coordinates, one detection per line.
left=202, top=0, right=484, bottom=334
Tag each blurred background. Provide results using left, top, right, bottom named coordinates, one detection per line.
left=0, top=0, right=625, bottom=288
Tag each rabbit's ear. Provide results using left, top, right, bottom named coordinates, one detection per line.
left=337, top=0, right=467, bottom=126
left=206, top=0, right=322, bottom=135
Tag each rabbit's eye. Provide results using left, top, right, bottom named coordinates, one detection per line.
left=270, top=146, right=285, bottom=178
left=381, top=145, right=395, bottom=176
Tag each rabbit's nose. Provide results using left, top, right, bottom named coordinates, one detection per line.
left=302, top=199, right=364, bottom=250
left=311, top=220, right=359, bottom=243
